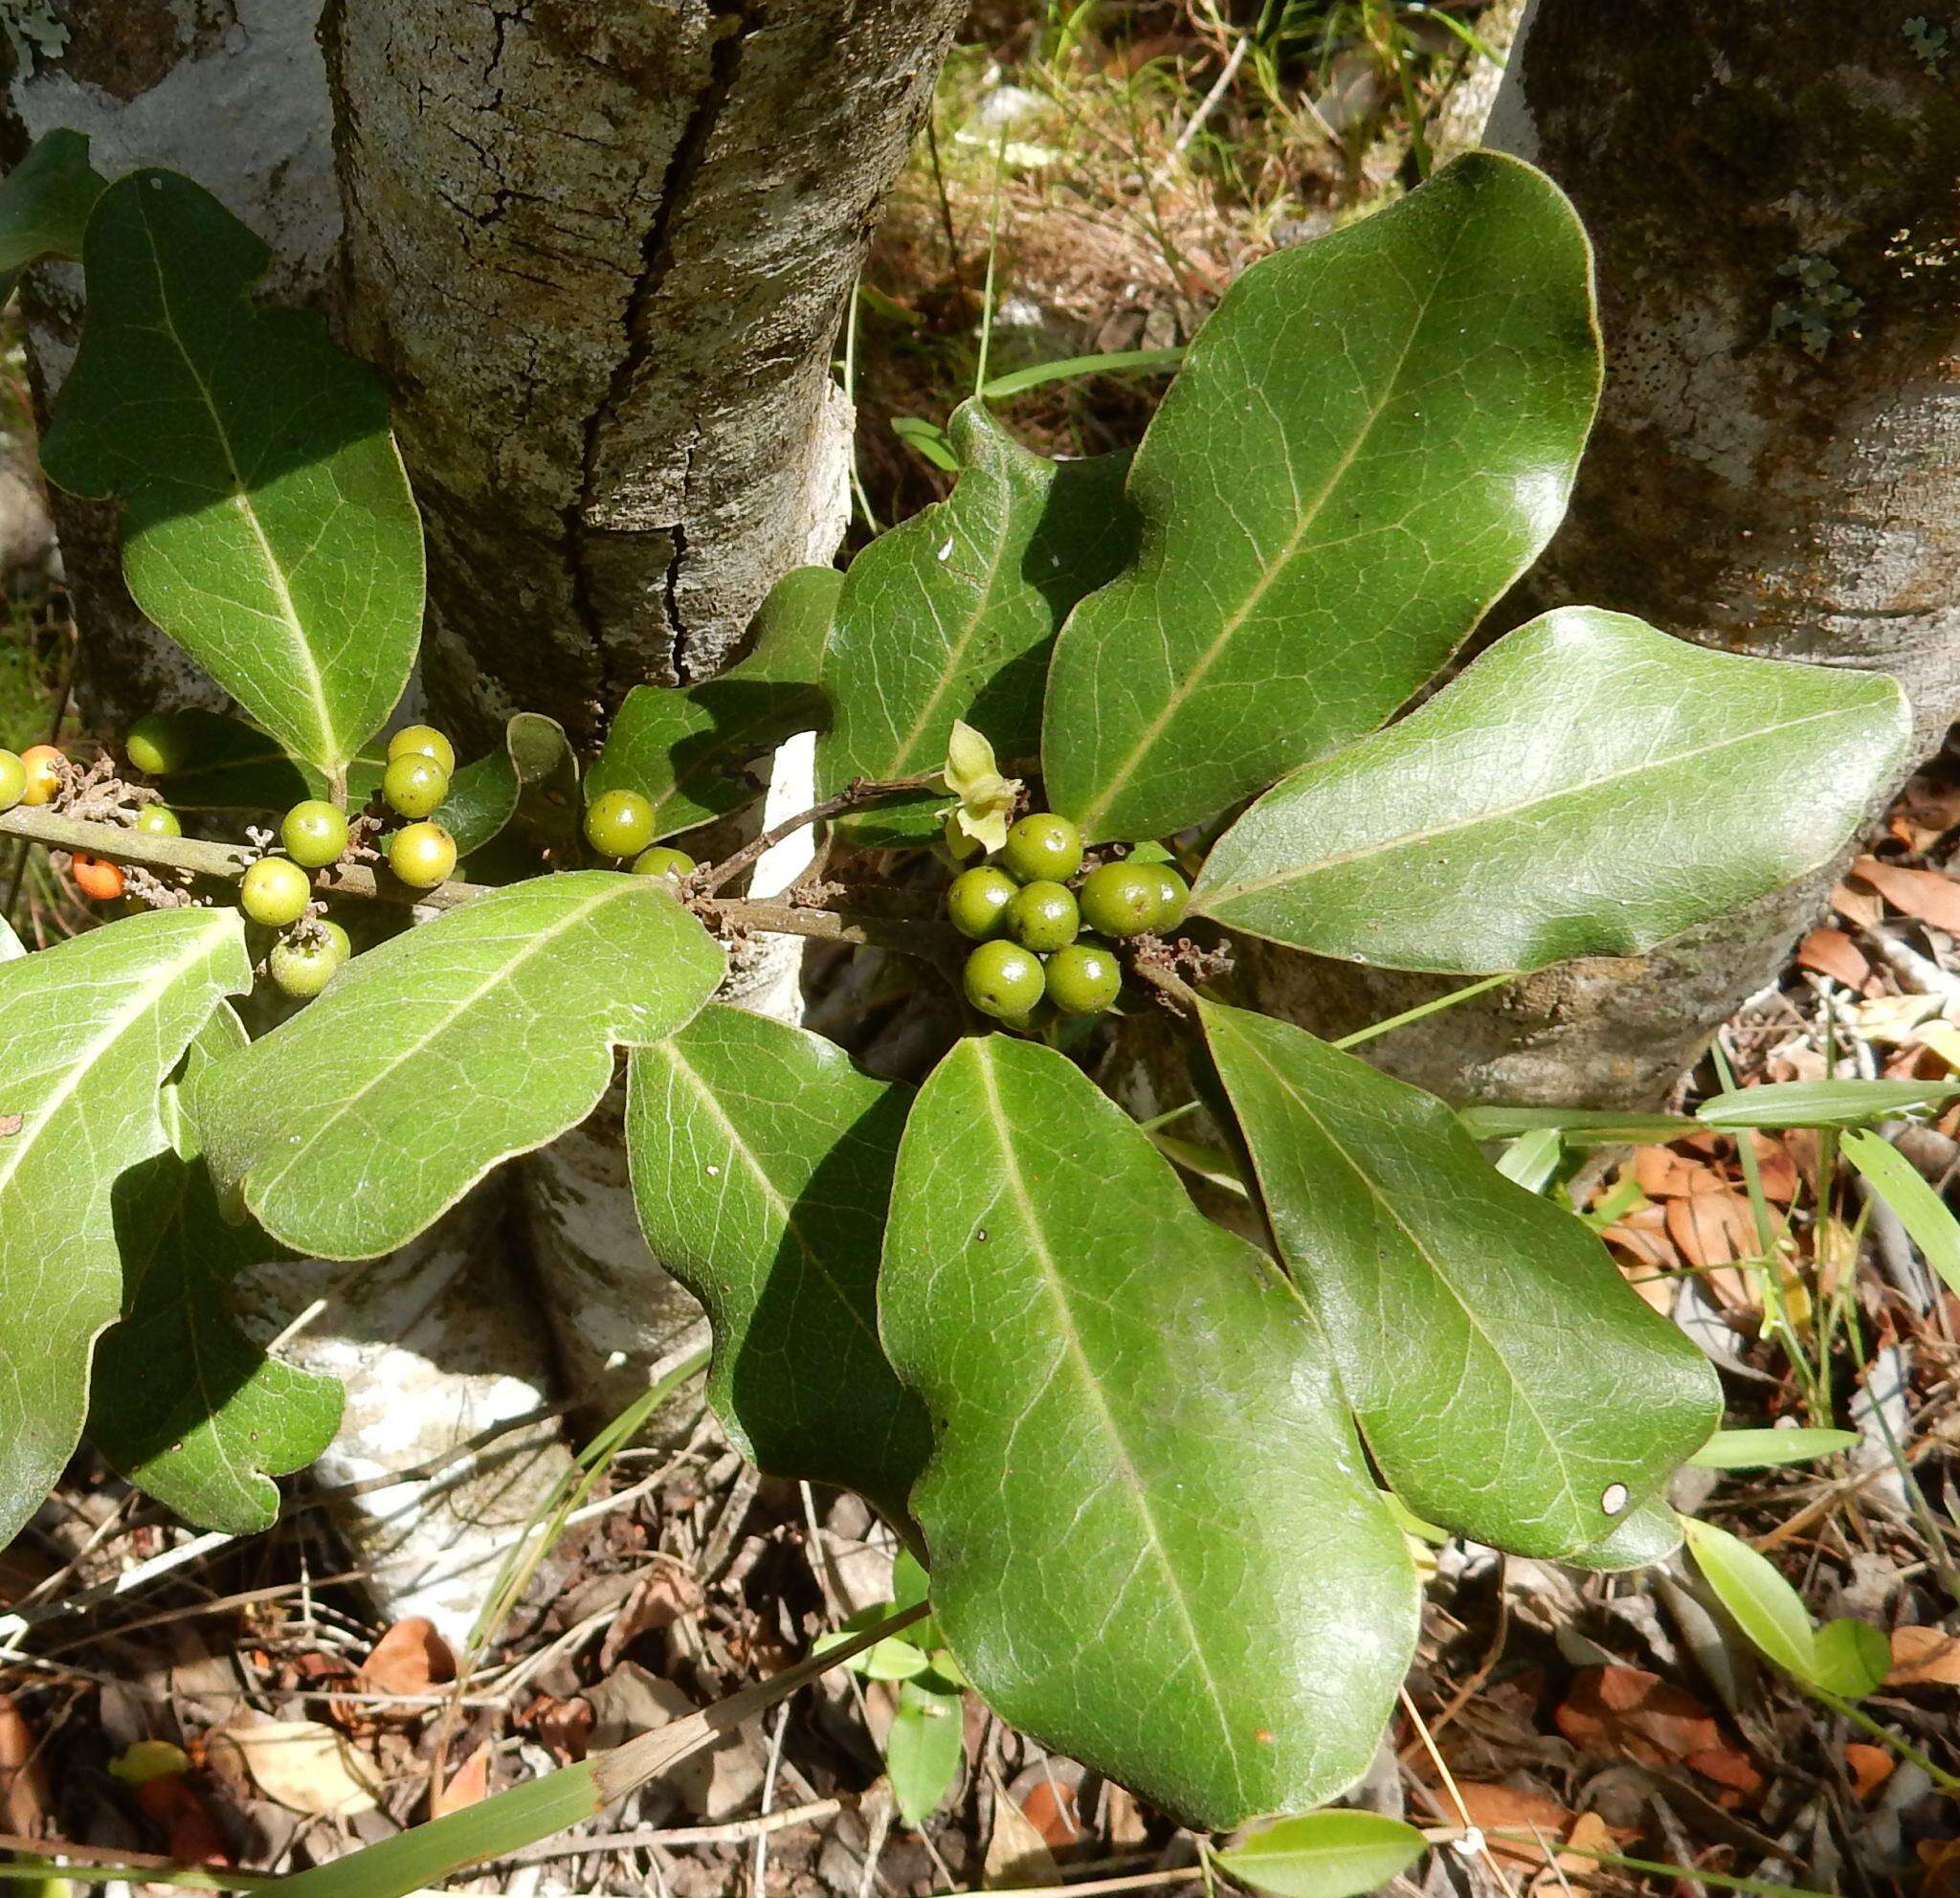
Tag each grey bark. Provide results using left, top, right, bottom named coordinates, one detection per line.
left=1214, top=1, right=1960, bottom=1108
left=327, top=0, right=963, bottom=748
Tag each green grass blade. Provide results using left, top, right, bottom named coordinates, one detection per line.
left=1842, top=1128, right=1960, bottom=1298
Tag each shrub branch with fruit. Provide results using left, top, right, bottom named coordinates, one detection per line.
left=0, top=135, right=1915, bottom=1878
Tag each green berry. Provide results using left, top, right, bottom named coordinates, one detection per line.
left=269, top=926, right=350, bottom=999
left=1046, top=941, right=1123, bottom=1016
left=390, top=821, right=457, bottom=889
left=281, top=799, right=349, bottom=867
left=383, top=754, right=450, bottom=820
left=1006, top=879, right=1079, bottom=953
left=1079, top=860, right=1167, bottom=939
left=1141, top=861, right=1190, bottom=929
left=388, top=724, right=457, bottom=777
left=584, top=788, right=657, bottom=859
left=240, top=856, right=312, bottom=928
left=135, top=804, right=183, bottom=837
left=1001, top=812, right=1083, bottom=884
left=964, top=939, right=1045, bottom=1020
left=632, top=845, right=698, bottom=881
left=0, top=749, right=22, bottom=813
left=125, top=712, right=192, bottom=777
left=947, top=866, right=1019, bottom=940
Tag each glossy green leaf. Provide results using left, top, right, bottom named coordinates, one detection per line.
left=0, top=127, right=105, bottom=304
left=1459, top=1105, right=1692, bottom=1145
left=1214, top=1811, right=1428, bottom=1898
left=625, top=1005, right=930, bottom=1524
left=817, top=401, right=1135, bottom=841
left=1201, top=1002, right=1719, bottom=1557
left=38, top=169, right=423, bottom=775
left=135, top=708, right=316, bottom=813
left=1561, top=1496, right=1682, bottom=1572
left=1043, top=151, right=1600, bottom=842
left=1702, top=1080, right=1960, bottom=1131
left=1842, top=1129, right=1960, bottom=1299
left=189, top=873, right=724, bottom=1261
left=1690, top=1428, right=1860, bottom=1471
left=0, top=906, right=250, bottom=1546
left=886, top=1677, right=966, bottom=1827
left=87, top=1003, right=341, bottom=1533
left=881, top=1034, right=1418, bottom=1829
left=1684, top=1526, right=1887, bottom=1694
left=589, top=567, right=836, bottom=842
left=1193, top=609, right=1909, bottom=973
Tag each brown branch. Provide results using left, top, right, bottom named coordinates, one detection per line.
left=692, top=771, right=942, bottom=896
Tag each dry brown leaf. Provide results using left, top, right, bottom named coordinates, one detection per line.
left=1887, top=1623, right=1960, bottom=1687
left=359, top=1617, right=456, bottom=1697
left=1633, top=1145, right=1707, bottom=1198
left=1554, top=1664, right=1721, bottom=1766
left=1832, top=880, right=1885, bottom=929
left=596, top=1554, right=706, bottom=1673
left=1846, top=1742, right=1895, bottom=1800
left=1853, top=855, right=1960, bottom=934
left=0, top=1694, right=49, bottom=1836
left=1451, top=1782, right=1571, bottom=1871
left=984, top=1763, right=1063, bottom=1887
left=1888, top=775, right=1960, bottom=850
left=431, top=1741, right=491, bottom=1818
left=208, top=1716, right=382, bottom=1818
left=1797, top=926, right=1874, bottom=991
left=1683, top=1745, right=1765, bottom=1806
left=135, top=1774, right=232, bottom=1865
left=521, top=1692, right=594, bottom=1763
left=1924, top=1838, right=1960, bottom=1898
left=1539, top=1813, right=1622, bottom=1895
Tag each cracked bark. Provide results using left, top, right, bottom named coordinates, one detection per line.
left=1153, top=2, right=1960, bottom=1111
left=328, top=0, right=964, bottom=748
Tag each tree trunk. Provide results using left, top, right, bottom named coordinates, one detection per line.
left=1218, top=1, right=1960, bottom=1108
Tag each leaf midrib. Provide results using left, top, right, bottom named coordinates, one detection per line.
left=0, top=917, right=234, bottom=1200
left=1201, top=701, right=1863, bottom=910
left=969, top=1040, right=1244, bottom=1797
left=242, top=880, right=638, bottom=1208
left=1214, top=1015, right=1588, bottom=1531
left=1072, top=213, right=1472, bottom=837
left=135, top=194, right=337, bottom=767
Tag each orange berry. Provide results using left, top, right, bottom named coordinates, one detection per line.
left=19, top=745, right=64, bottom=807
left=71, top=853, right=126, bottom=902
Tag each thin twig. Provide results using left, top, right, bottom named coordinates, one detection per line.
left=693, top=772, right=939, bottom=896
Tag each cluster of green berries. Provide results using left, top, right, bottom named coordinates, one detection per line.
left=581, top=786, right=698, bottom=881
left=947, top=812, right=1189, bottom=1027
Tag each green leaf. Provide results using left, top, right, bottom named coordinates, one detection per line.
left=87, top=1004, right=341, bottom=1533
left=1459, top=1105, right=1693, bottom=1145
left=886, top=1677, right=966, bottom=1827
left=1042, top=151, right=1600, bottom=842
left=1561, top=1496, right=1682, bottom=1572
left=135, top=709, right=317, bottom=813
left=0, top=128, right=106, bottom=304
left=1690, top=1428, right=1860, bottom=1471
left=38, top=170, right=423, bottom=776
left=1811, top=1617, right=1890, bottom=1698
left=0, top=906, right=250, bottom=1547
left=588, top=568, right=837, bottom=842
left=1701, top=1080, right=1960, bottom=1130
left=817, top=400, right=1135, bottom=842
left=1682, top=1516, right=1824, bottom=1684
left=625, top=1005, right=930, bottom=1525
left=1213, top=1811, right=1428, bottom=1898
left=881, top=1034, right=1419, bottom=1829
left=189, top=873, right=724, bottom=1261
left=1842, top=1129, right=1960, bottom=1298
left=1200, top=1002, right=1719, bottom=1557
left=1192, top=609, right=1909, bottom=973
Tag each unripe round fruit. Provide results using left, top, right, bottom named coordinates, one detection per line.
left=269, top=926, right=350, bottom=999
left=632, top=845, right=698, bottom=881
left=383, top=754, right=449, bottom=820
left=125, top=713, right=192, bottom=777
left=1006, top=878, right=1079, bottom=952
left=1046, top=941, right=1123, bottom=1016
left=0, top=749, right=28, bottom=812
left=71, top=853, right=126, bottom=902
left=1001, top=812, right=1083, bottom=884
left=19, top=745, right=64, bottom=807
left=388, top=724, right=457, bottom=777
left=1141, top=861, right=1190, bottom=929
left=947, top=865, right=1018, bottom=940
left=389, top=821, right=457, bottom=889
left=584, top=788, right=657, bottom=859
left=240, top=855, right=312, bottom=927
left=135, top=804, right=183, bottom=837
left=964, top=939, right=1045, bottom=1019
left=1079, top=860, right=1166, bottom=939
left=281, top=799, right=349, bottom=866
